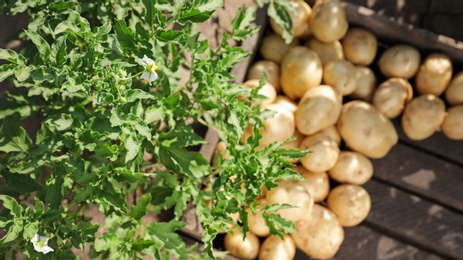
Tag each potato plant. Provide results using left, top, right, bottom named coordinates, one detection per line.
left=0, top=0, right=307, bottom=259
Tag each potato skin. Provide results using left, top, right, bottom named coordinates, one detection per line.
left=281, top=46, right=323, bottom=100
left=299, top=133, right=340, bottom=172
left=372, top=78, right=413, bottom=118
left=337, top=100, right=398, bottom=158
left=326, top=184, right=371, bottom=227
left=311, top=0, right=348, bottom=43
left=328, top=151, right=373, bottom=185
left=305, top=38, right=344, bottom=65
left=247, top=60, right=281, bottom=92
left=323, top=60, right=357, bottom=95
left=350, top=66, right=377, bottom=100
left=415, top=53, right=453, bottom=96
left=224, top=228, right=260, bottom=260
left=260, top=33, right=300, bottom=64
left=341, top=27, right=378, bottom=66
left=258, top=235, right=296, bottom=260
left=295, top=85, right=343, bottom=135
left=269, top=0, right=312, bottom=38
left=292, top=165, right=330, bottom=202
left=442, top=105, right=463, bottom=140
left=378, top=44, right=421, bottom=79
left=401, top=94, right=446, bottom=141
left=291, top=204, right=344, bottom=259
left=445, top=71, right=463, bottom=106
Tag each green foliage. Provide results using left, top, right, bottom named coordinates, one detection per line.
left=0, top=0, right=297, bottom=259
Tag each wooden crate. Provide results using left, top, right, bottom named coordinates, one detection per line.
left=183, top=2, right=463, bottom=260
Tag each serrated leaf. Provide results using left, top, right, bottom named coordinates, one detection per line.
left=14, top=64, right=33, bottom=82
left=113, top=19, right=136, bottom=49
left=144, top=104, right=165, bottom=124
left=267, top=2, right=293, bottom=43
left=72, top=185, right=93, bottom=203
left=147, top=221, right=187, bottom=259
left=159, top=129, right=207, bottom=147
left=125, top=135, right=141, bottom=163
left=129, top=193, right=151, bottom=220
left=45, top=165, right=65, bottom=209
left=0, top=119, right=32, bottom=153
left=0, top=48, right=24, bottom=63
left=2, top=171, right=42, bottom=193
left=231, top=6, right=261, bottom=41
left=125, top=89, right=156, bottom=102
left=157, top=30, right=184, bottom=43
left=24, top=30, right=51, bottom=63
left=142, top=0, right=154, bottom=27
left=158, top=147, right=209, bottom=178
left=94, top=233, right=121, bottom=252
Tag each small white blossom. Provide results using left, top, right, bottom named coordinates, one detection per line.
left=139, top=55, right=159, bottom=85
left=30, top=234, right=54, bottom=254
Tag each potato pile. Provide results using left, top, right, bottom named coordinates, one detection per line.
left=219, top=0, right=463, bottom=259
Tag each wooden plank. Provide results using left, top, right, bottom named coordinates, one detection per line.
left=330, top=225, right=444, bottom=260
left=371, top=143, right=463, bottom=213
left=363, top=180, right=463, bottom=260
left=342, top=2, right=463, bottom=64
left=391, top=118, right=463, bottom=165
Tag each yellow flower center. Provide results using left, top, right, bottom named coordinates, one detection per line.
left=147, top=63, right=158, bottom=71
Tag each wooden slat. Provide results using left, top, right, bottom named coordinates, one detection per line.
left=363, top=180, right=463, bottom=260
left=331, top=225, right=444, bottom=260
left=391, top=118, right=463, bottom=165
left=371, top=143, right=463, bottom=213
left=342, top=2, right=463, bottom=64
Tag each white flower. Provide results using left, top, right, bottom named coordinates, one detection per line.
left=139, top=55, right=159, bottom=85
left=30, top=234, right=54, bottom=254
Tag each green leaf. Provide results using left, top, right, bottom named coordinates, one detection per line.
left=94, top=233, right=121, bottom=252
left=125, top=89, right=156, bottom=102
left=267, top=2, right=293, bottom=43
left=34, top=197, right=45, bottom=214
left=0, top=49, right=24, bottom=64
left=157, top=30, right=184, bottom=43
left=144, top=104, right=165, bottom=124
left=113, top=19, right=136, bottom=49
left=0, top=195, right=22, bottom=217
left=23, top=221, right=39, bottom=240
left=54, top=20, right=81, bottom=35
left=231, top=6, right=261, bottom=41
left=142, top=0, right=154, bottom=28
left=159, top=129, right=207, bottom=147
left=132, top=239, right=155, bottom=251
left=2, top=171, right=42, bottom=193
left=14, top=64, right=33, bottom=82
left=50, top=35, right=67, bottom=66
left=45, top=165, right=66, bottom=209
left=24, top=30, right=51, bottom=63
left=178, top=9, right=215, bottom=25
left=72, top=185, right=93, bottom=203
left=0, top=118, right=32, bottom=153
left=158, top=147, right=209, bottom=178
left=0, top=64, right=16, bottom=82
left=129, top=193, right=151, bottom=220
left=147, top=220, right=187, bottom=259
left=0, top=218, right=23, bottom=244
left=125, top=135, right=141, bottom=162
left=264, top=213, right=296, bottom=237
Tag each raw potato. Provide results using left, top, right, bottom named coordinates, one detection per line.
left=350, top=66, right=377, bottom=100
left=341, top=27, right=378, bottom=66
left=326, top=184, right=371, bottom=227
left=415, top=53, right=453, bottom=96
left=299, top=133, right=340, bottom=172
left=445, top=71, right=463, bottom=106
left=224, top=228, right=260, bottom=260
left=311, top=0, right=348, bottom=43
left=323, top=60, right=357, bottom=95
left=304, top=38, right=344, bottom=65
left=441, top=105, right=463, bottom=140
left=337, top=100, right=398, bottom=159
left=281, top=46, right=323, bottom=100
left=258, top=235, right=296, bottom=260
left=295, top=85, right=342, bottom=135
left=260, top=33, right=300, bottom=64
left=292, top=165, right=330, bottom=202
left=328, top=151, right=373, bottom=185
left=401, top=94, right=446, bottom=141
left=317, top=124, right=342, bottom=146
left=292, top=204, right=344, bottom=259
left=247, top=60, right=281, bottom=92
left=372, top=78, right=413, bottom=118
left=274, top=95, right=298, bottom=113
left=269, top=0, right=312, bottom=38
left=243, top=79, right=277, bottom=106
left=266, top=180, right=314, bottom=222
left=378, top=44, right=421, bottom=79
left=248, top=198, right=270, bottom=237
